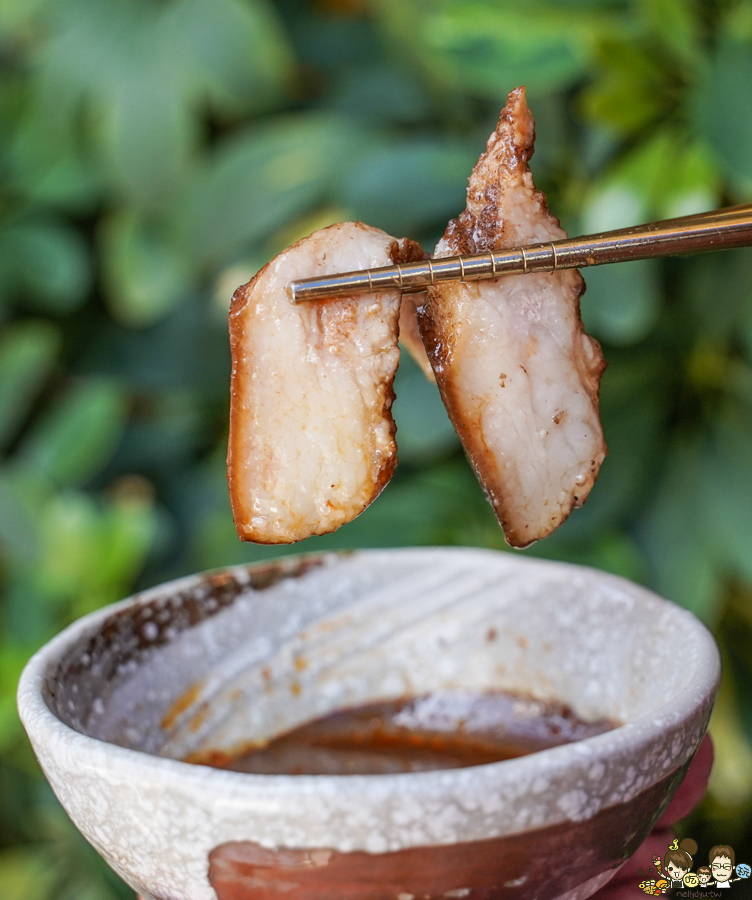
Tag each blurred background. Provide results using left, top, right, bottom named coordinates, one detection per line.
left=1, top=0, right=752, bottom=895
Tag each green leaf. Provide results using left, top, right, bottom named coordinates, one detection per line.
left=0, top=468, right=51, bottom=576
left=169, top=0, right=294, bottom=116
left=637, top=440, right=719, bottom=620
left=420, top=2, right=597, bottom=97
left=72, top=478, right=159, bottom=617
left=581, top=39, right=668, bottom=134
left=0, top=321, right=60, bottom=448
left=683, top=247, right=752, bottom=345
left=7, top=102, right=100, bottom=210
left=392, top=353, right=459, bottom=463
left=582, top=130, right=720, bottom=231
left=529, top=529, right=646, bottom=583
left=99, top=65, right=195, bottom=212
left=336, top=139, right=476, bottom=236
left=0, top=221, right=91, bottom=313
left=0, top=643, right=35, bottom=751
left=697, top=38, right=752, bottom=190
left=100, top=211, right=193, bottom=327
left=637, top=0, right=701, bottom=67
left=704, top=417, right=752, bottom=584
left=0, top=0, right=46, bottom=34
left=31, top=491, right=99, bottom=606
left=580, top=258, right=660, bottom=345
left=18, top=379, right=127, bottom=486
left=38, top=0, right=195, bottom=211
left=179, top=113, right=365, bottom=266
left=0, top=847, right=58, bottom=900
left=326, top=62, right=433, bottom=126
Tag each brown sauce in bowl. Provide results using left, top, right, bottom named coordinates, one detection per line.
left=194, top=691, right=615, bottom=776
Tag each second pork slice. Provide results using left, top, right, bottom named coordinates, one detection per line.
left=418, top=88, right=607, bottom=547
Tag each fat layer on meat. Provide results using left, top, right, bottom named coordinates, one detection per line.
left=229, top=222, right=421, bottom=544
left=418, top=87, right=606, bottom=547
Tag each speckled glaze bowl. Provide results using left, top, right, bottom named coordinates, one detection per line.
left=18, top=548, right=719, bottom=900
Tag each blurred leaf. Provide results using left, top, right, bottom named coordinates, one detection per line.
left=325, top=62, right=433, bottom=125
left=697, top=38, right=752, bottom=191
left=6, top=61, right=99, bottom=211
left=582, top=130, right=719, bottom=232
left=529, top=529, right=646, bottom=582
left=0, top=469, right=47, bottom=572
left=580, top=258, right=660, bottom=345
left=392, top=352, right=459, bottom=463
left=0, top=643, right=34, bottom=752
left=0, top=221, right=91, bottom=313
left=30, top=490, right=99, bottom=606
left=0, top=846, right=58, bottom=900
left=638, top=440, right=719, bottom=620
left=704, top=417, right=752, bottom=584
left=100, top=211, right=192, bottom=327
left=0, top=0, right=46, bottom=33
left=582, top=181, right=646, bottom=234
left=683, top=247, right=752, bottom=346
left=179, top=113, right=365, bottom=265
left=0, top=321, right=60, bottom=448
left=18, top=379, right=127, bottom=486
left=80, top=295, right=229, bottom=393
left=100, top=64, right=196, bottom=213
left=580, top=39, right=670, bottom=134
left=637, top=0, right=700, bottom=67
left=71, top=477, right=159, bottom=617
left=169, top=0, right=294, bottom=116
left=419, top=1, right=599, bottom=98
left=708, top=664, right=752, bottom=809
left=37, top=0, right=195, bottom=211
left=7, top=105, right=101, bottom=209
left=336, top=138, right=475, bottom=236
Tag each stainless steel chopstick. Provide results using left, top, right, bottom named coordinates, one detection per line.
left=287, top=203, right=752, bottom=303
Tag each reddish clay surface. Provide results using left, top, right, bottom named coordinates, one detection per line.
left=208, top=763, right=688, bottom=900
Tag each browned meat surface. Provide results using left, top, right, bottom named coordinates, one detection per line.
left=418, top=87, right=607, bottom=547
left=228, top=223, right=420, bottom=544
left=398, top=295, right=435, bottom=381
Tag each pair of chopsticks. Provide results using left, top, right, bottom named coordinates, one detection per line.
left=287, top=204, right=752, bottom=303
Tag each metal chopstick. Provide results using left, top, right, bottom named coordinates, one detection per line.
left=287, top=204, right=752, bottom=303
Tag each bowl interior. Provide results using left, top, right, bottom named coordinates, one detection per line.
left=44, top=549, right=707, bottom=765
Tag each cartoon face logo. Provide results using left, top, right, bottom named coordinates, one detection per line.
left=684, top=873, right=699, bottom=888
left=712, top=857, right=734, bottom=883
left=737, top=863, right=751, bottom=879
left=667, top=862, right=688, bottom=882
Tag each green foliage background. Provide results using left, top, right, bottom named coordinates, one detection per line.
left=1, top=0, right=752, bottom=895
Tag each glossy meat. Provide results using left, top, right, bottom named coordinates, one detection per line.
left=418, top=87, right=606, bottom=547
left=228, top=223, right=421, bottom=543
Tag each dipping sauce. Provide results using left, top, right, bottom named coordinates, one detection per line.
left=199, top=691, right=615, bottom=776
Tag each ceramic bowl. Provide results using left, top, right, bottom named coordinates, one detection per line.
left=18, top=548, right=719, bottom=900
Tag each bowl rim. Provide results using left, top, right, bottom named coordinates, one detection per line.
left=18, top=547, right=720, bottom=801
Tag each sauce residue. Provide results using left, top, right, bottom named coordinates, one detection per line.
left=193, top=691, right=615, bottom=776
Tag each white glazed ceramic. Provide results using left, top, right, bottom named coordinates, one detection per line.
left=18, top=548, right=719, bottom=900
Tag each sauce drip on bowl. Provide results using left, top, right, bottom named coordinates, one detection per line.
left=193, top=691, right=615, bottom=775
